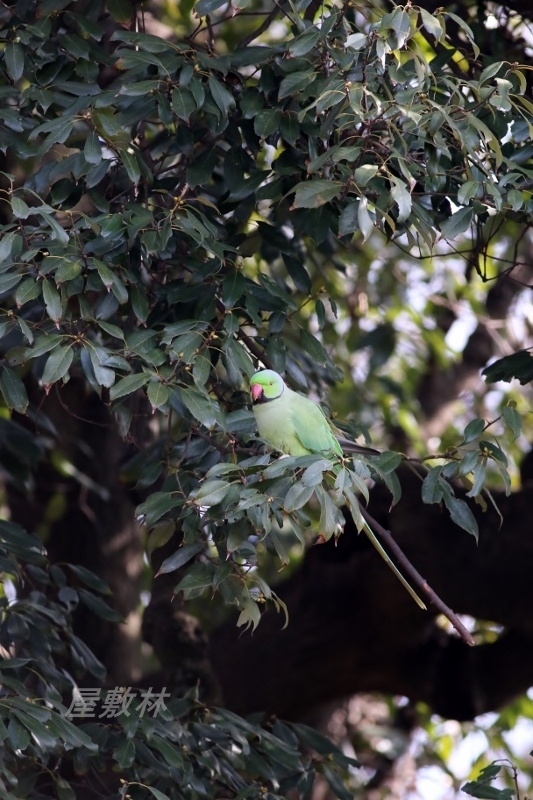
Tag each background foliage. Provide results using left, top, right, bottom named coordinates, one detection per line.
left=1, top=0, right=533, bottom=796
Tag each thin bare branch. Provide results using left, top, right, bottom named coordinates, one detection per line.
left=358, top=502, right=476, bottom=646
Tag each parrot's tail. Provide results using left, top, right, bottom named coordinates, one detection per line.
left=362, top=522, right=427, bottom=610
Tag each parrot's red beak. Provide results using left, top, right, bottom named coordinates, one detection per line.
left=251, top=383, right=263, bottom=402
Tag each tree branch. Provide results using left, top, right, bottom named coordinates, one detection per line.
left=358, top=502, right=475, bottom=646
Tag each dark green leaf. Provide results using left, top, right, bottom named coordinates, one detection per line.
left=421, top=466, right=444, bottom=504
left=5, top=43, right=24, bottom=82
left=291, top=180, right=342, bottom=209
left=174, top=562, right=215, bottom=596
left=502, top=404, right=521, bottom=440
left=172, top=87, right=196, bottom=121
left=444, top=495, right=479, bottom=539
left=194, top=479, right=232, bottom=506
left=41, top=346, right=74, bottom=388
left=440, top=206, right=473, bottom=239
left=482, top=351, right=533, bottom=385
left=284, top=481, right=315, bottom=512
left=300, top=330, right=330, bottom=364
left=0, top=366, right=28, bottom=413
left=147, top=380, right=169, bottom=409
left=156, top=542, right=203, bottom=576
left=136, top=492, right=183, bottom=526
left=463, top=418, right=485, bottom=443
left=110, top=372, right=150, bottom=401
left=179, top=386, right=221, bottom=428
left=278, top=70, right=315, bottom=100
left=42, top=278, right=63, bottom=324
left=208, top=76, right=235, bottom=115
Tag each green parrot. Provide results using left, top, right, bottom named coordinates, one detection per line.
left=249, top=369, right=426, bottom=610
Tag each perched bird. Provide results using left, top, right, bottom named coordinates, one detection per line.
left=249, top=369, right=426, bottom=610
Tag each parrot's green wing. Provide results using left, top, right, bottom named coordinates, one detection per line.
left=289, top=391, right=343, bottom=457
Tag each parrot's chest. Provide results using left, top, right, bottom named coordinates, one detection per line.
left=253, top=399, right=310, bottom=456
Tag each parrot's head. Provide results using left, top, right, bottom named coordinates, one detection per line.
left=250, top=370, right=285, bottom=404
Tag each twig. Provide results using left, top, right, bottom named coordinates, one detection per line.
left=238, top=8, right=279, bottom=48
left=358, top=502, right=476, bottom=647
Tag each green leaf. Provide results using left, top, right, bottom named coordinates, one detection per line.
left=147, top=521, right=175, bottom=555
left=110, top=372, right=150, bottom=401
left=85, top=345, right=116, bottom=388
left=174, top=562, right=215, bottom=597
left=357, top=196, right=374, bottom=242
left=284, top=481, right=315, bottom=512
left=93, top=259, right=115, bottom=291
left=78, top=588, right=122, bottom=622
left=444, top=494, right=479, bottom=539
left=108, top=0, right=133, bottom=23
left=113, top=738, right=136, bottom=769
left=354, top=164, right=379, bottom=186
left=98, top=320, right=125, bottom=340
left=84, top=132, right=102, bottom=164
left=440, top=206, right=473, bottom=239
left=315, top=484, right=342, bottom=538
left=5, top=42, right=24, bottom=82
left=300, top=330, right=330, bottom=364
left=27, top=333, right=64, bottom=359
left=42, top=278, right=63, bottom=325
left=179, top=386, right=220, bottom=428
left=41, top=346, right=74, bottom=388
left=147, top=380, right=169, bottom=409
left=291, top=180, right=342, bottom=209
left=301, top=458, right=333, bottom=486
left=11, top=195, right=30, bottom=218
left=55, top=259, right=82, bottom=284
left=466, top=459, right=487, bottom=498
left=15, top=278, right=41, bottom=308
left=194, top=479, right=232, bottom=506
left=502, top=404, right=521, bottom=440
left=463, top=418, right=485, bottom=443
left=345, top=32, right=368, bottom=49
left=208, top=75, right=235, bottom=115
left=0, top=272, right=21, bottom=294
left=7, top=717, right=31, bottom=750
left=421, top=466, right=444, bottom=503
left=462, top=776, right=514, bottom=799
left=136, top=492, right=182, bottom=526
left=38, top=211, right=69, bottom=245
left=480, top=440, right=508, bottom=466
left=156, top=542, right=203, bottom=576
left=278, top=70, right=315, bottom=100
left=457, top=180, right=480, bottom=205
left=254, top=109, right=282, bottom=138
left=321, top=765, right=353, bottom=800
left=67, top=564, right=112, bottom=594
left=419, top=7, right=445, bottom=40
left=117, top=146, right=140, bottom=184
left=288, top=28, right=320, bottom=57
left=390, top=177, right=411, bottom=222
left=0, top=366, right=28, bottom=413
left=186, top=150, right=217, bottom=187
left=373, top=451, right=402, bottom=474
left=146, top=789, right=171, bottom=800
left=172, top=87, right=196, bottom=121
left=482, top=351, right=533, bottom=385
left=194, top=0, right=227, bottom=16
